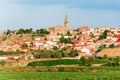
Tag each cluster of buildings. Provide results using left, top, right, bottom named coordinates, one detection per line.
left=0, top=14, right=120, bottom=60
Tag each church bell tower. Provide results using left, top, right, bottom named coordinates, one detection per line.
left=64, top=14, right=69, bottom=30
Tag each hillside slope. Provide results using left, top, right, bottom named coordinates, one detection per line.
left=96, top=47, right=120, bottom=57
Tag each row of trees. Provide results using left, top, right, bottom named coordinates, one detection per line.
left=79, top=56, right=95, bottom=66
left=16, top=28, right=33, bottom=34
left=103, top=56, right=120, bottom=66
left=4, top=28, right=50, bottom=37
left=97, top=43, right=115, bottom=53
left=32, top=29, right=50, bottom=37
left=0, top=50, right=25, bottom=55
left=33, top=47, right=79, bottom=59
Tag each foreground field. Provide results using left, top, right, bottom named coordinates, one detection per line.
left=0, top=72, right=120, bottom=80
left=1, top=58, right=120, bottom=80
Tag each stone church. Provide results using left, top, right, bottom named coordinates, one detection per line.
left=47, top=14, right=69, bottom=35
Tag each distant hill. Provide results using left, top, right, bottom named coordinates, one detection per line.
left=96, top=47, right=120, bottom=57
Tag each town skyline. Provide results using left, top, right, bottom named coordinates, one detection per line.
left=0, top=0, right=120, bottom=31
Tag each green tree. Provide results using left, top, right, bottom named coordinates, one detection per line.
left=21, top=43, right=28, bottom=47
left=98, top=30, right=109, bottom=40
left=35, top=28, right=50, bottom=37
left=88, top=56, right=94, bottom=66
left=66, top=31, right=72, bottom=36
left=69, top=49, right=78, bottom=57
left=53, top=46, right=59, bottom=51
left=80, top=56, right=88, bottom=66
left=16, top=28, right=33, bottom=34
left=109, top=44, right=115, bottom=48
left=54, top=52, right=62, bottom=59
left=114, top=56, right=120, bottom=66
left=2, top=36, right=7, bottom=41
left=103, top=54, right=108, bottom=59
left=59, top=36, right=71, bottom=44
left=0, top=60, right=6, bottom=66
left=97, top=44, right=106, bottom=52
left=6, top=29, right=11, bottom=35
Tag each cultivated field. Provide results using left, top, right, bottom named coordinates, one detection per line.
left=1, top=58, right=120, bottom=80
left=0, top=72, right=120, bottom=80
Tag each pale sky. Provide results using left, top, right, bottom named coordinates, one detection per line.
left=0, top=0, right=120, bottom=31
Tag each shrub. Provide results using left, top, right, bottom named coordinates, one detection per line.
left=80, top=56, right=88, bottom=66
left=104, top=56, right=120, bottom=66
left=88, top=56, right=95, bottom=66
left=97, top=44, right=106, bottom=52
left=0, top=60, right=6, bottom=66
left=58, top=67, right=65, bottom=72
left=54, top=52, right=62, bottom=59
left=103, top=54, right=108, bottom=59
left=109, top=44, right=115, bottom=48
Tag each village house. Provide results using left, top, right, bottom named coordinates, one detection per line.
left=114, top=34, right=120, bottom=42
left=0, top=44, right=20, bottom=51
left=46, top=34, right=61, bottom=42
left=0, top=54, right=20, bottom=60
left=78, top=34, right=91, bottom=42
left=106, top=31, right=114, bottom=40
left=77, top=26, right=90, bottom=34
left=81, top=45, right=95, bottom=55
left=110, top=28, right=119, bottom=35
left=24, top=40, right=32, bottom=47
left=33, top=37, right=44, bottom=50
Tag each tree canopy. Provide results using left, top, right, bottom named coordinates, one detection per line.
left=16, top=28, right=33, bottom=34
left=98, top=30, right=110, bottom=40
left=59, top=36, right=72, bottom=44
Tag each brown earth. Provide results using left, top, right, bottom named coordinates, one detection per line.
left=96, top=47, right=120, bottom=57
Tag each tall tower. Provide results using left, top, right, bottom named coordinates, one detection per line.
left=64, top=13, right=69, bottom=30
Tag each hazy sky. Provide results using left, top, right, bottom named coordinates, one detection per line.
left=0, top=0, right=120, bottom=31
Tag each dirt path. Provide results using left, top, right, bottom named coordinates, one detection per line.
left=5, top=58, right=59, bottom=67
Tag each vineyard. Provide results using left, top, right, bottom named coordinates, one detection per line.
left=1, top=57, right=120, bottom=79
left=27, top=58, right=106, bottom=67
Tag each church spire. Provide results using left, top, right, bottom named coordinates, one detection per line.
left=64, top=13, right=69, bottom=30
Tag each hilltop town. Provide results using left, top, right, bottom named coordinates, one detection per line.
left=0, top=14, right=120, bottom=61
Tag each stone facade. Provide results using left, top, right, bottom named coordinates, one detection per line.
left=48, top=14, right=69, bottom=34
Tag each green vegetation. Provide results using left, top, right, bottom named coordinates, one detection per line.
left=1, top=57, right=120, bottom=80
left=0, top=50, right=25, bottom=55
left=5, top=29, right=11, bottom=35
left=59, top=36, right=72, bottom=44
left=0, top=72, right=120, bottom=80
left=27, top=57, right=107, bottom=67
left=32, top=28, right=50, bottom=37
left=34, top=50, right=62, bottom=58
left=79, top=56, right=88, bottom=66
left=69, top=48, right=78, bottom=57
left=98, top=30, right=110, bottom=40
left=34, top=48, right=79, bottom=59
left=109, top=44, right=115, bottom=48
left=97, top=44, right=106, bottom=52
left=66, top=31, right=72, bottom=36
left=27, top=56, right=120, bottom=67
left=27, top=59, right=81, bottom=67
left=2, top=36, right=7, bottom=41
left=104, top=56, right=120, bottom=66
left=16, top=28, right=33, bottom=34
left=80, top=56, right=95, bottom=66
left=21, top=43, right=28, bottom=47
left=0, top=60, right=6, bottom=66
